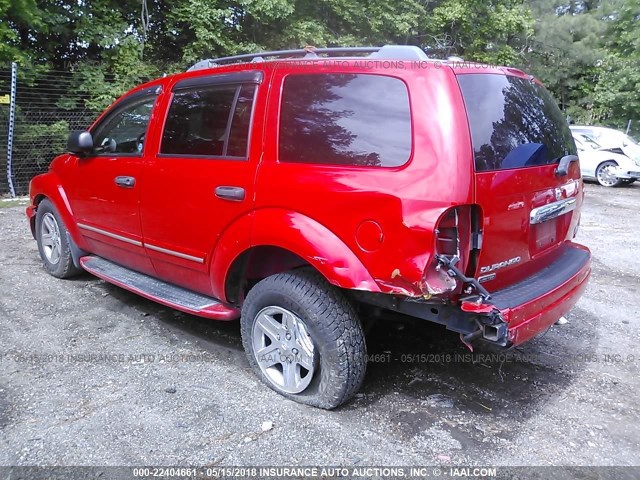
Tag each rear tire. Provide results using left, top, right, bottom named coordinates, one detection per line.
left=595, top=161, right=622, bottom=187
left=35, top=199, right=82, bottom=278
left=240, top=268, right=367, bottom=409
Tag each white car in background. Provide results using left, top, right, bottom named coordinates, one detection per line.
left=571, top=130, right=640, bottom=187
left=570, top=125, right=640, bottom=162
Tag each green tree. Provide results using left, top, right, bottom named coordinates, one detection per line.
left=1, top=0, right=638, bottom=137
left=0, top=0, right=43, bottom=64
left=420, top=0, right=533, bottom=65
left=593, top=0, right=640, bottom=134
left=523, top=0, right=607, bottom=122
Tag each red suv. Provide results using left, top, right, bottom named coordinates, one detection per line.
left=27, top=45, right=591, bottom=409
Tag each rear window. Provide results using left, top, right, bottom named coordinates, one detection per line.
left=458, top=74, right=576, bottom=172
left=279, top=73, right=411, bottom=167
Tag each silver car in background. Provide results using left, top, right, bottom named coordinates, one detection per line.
left=571, top=125, right=640, bottom=160
left=571, top=128, right=640, bottom=187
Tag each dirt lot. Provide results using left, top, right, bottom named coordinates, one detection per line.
left=1, top=183, right=639, bottom=468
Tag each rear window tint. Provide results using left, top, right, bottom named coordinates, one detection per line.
left=457, top=74, right=576, bottom=172
left=279, top=74, right=411, bottom=167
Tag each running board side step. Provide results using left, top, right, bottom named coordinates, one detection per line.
left=80, top=256, right=239, bottom=320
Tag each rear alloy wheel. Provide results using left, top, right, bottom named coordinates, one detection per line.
left=252, top=305, right=316, bottom=394
left=35, top=199, right=82, bottom=278
left=595, top=161, right=622, bottom=187
left=240, top=269, right=366, bottom=409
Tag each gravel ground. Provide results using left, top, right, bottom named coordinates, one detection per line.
left=0, top=183, right=639, bottom=468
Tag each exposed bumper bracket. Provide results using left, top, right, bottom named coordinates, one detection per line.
left=435, top=254, right=492, bottom=301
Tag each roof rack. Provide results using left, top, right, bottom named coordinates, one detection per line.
left=187, top=45, right=429, bottom=71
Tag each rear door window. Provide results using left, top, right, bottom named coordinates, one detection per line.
left=457, top=74, right=576, bottom=172
left=161, top=84, right=256, bottom=158
left=279, top=73, right=412, bottom=167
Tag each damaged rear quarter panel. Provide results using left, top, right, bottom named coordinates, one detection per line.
left=256, top=64, right=475, bottom=297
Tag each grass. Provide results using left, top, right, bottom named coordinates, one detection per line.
left=0, top=197, right=29, bottom=209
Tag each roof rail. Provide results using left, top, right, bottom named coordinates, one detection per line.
left=187, top=45, right=428, bottom=71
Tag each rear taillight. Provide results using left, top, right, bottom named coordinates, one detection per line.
left=436, top=206, right=475, bottom=273
left=436, top=209, right=459, bottom=257
left=421, top=206, right=482, bottom=299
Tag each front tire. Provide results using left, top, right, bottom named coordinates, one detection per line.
left=595, top=161, right=622, bottom=187
left=240, top=269, right=367, bottom=409
left=35, top=199, right=82, bottom=278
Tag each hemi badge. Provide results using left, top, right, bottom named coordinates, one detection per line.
left=478, top=273, right=496, bottom=283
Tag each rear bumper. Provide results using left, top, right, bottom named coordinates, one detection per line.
left=490, top=242, right=591, bottom=346
left=343, top=242, right=591, bottom=348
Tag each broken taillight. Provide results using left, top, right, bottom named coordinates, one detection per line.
left=436, top=208, right=460, bottom=257
left=421, top=206, right=482, bottom=298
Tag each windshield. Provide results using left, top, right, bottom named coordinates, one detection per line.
left=574, top=133, right=601, bottom=150
left=458, top=74, right=576, bottom=172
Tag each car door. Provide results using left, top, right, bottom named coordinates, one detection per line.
left=573, top=136, right=596, bottom=178
left=139, top=70, right=266, bottom=296
left=68, top=85, right=162, bottom=275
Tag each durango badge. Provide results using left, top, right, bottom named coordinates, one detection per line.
left=480, top=256, right=522, bottom=274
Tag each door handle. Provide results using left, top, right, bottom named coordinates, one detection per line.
left=115, top=176, right=136, bottom=188
left=215, top=186, right=245, bottom=201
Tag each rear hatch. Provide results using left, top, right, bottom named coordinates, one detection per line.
left=457, top=72, right=582, bottom=291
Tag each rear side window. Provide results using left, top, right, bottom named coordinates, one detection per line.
left=279, top=74, right=411, bottom=167
left=161, top=84, right=256, bottom=158
left=458, top=74, right=576, bottom=172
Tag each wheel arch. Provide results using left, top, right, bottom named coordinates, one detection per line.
left=29, top=174, right=88, bottom=263
left=29, top=193, right=48, bottom=237
left=211, top=209, right=380, bottom=305
left=597, top=158, right=619, bottom=169
left=223, top=245, right=309, bottom=305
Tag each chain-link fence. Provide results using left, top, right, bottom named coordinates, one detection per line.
left=0, top=69, right=9, bottom=196
left=0, top=64, right=122, bottom=197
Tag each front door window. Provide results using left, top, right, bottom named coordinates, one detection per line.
left=92, top=96, right=156, bottom=155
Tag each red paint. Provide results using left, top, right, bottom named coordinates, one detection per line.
left=461, top=301, right=495, bottom=314
left=27, top=57, right=591, bottom=345
left=356, top=220, right=384, bottom=252
left=504, top=243, right=591, bottom=345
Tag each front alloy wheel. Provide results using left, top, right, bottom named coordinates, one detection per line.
left=35, top=199, right=82, bottom=278
left=40, top=212, right=62, bottom=265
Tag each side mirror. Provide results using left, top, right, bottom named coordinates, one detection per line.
left=67, top=131, right=94, bottom=155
